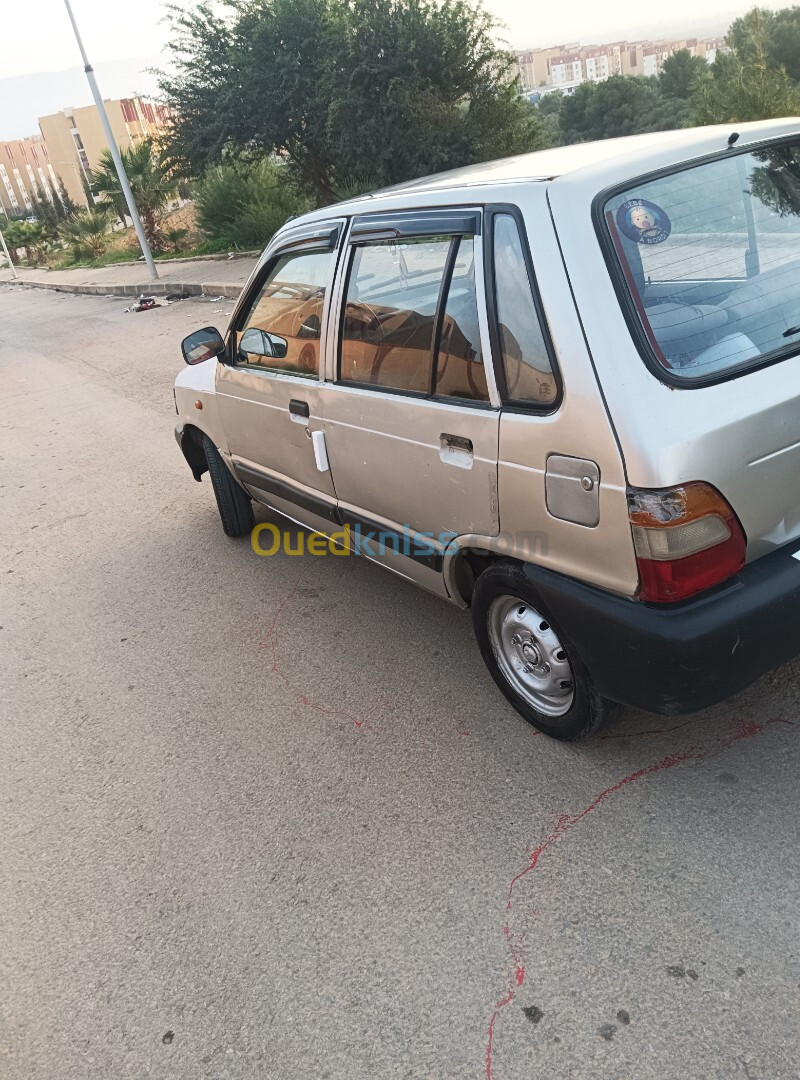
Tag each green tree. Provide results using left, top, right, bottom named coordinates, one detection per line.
left=692, top=7, right=800, bottom=124
left=159, top=0, right=549, bottom=202
left=92, top=138, right=178, bottom=252
left=4, top=220, right=49, bottom=264
left=194, top=158, right=309, bottom=249
left=536, top=91, right=564, bottom=117
left=58, top=208, right=114, bottom=261
left=728, top=6, right=800, bottom=83
left=28, top=180, right=79, bottom=243
left=530, top=92, right=565, bottom=147
left=559, top=75, right=690, bottom=144
left=659, top=48, right=708, bottom=99
left=692, top=40, right=800, bottom=124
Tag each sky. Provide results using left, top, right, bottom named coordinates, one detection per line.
left=0, top=0, right=771, bottom=138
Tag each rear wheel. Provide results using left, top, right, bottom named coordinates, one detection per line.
left=471, top=560, right=618, bottom=740
left=201, top=434, right=254, bottom=538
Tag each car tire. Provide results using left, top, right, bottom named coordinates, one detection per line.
left=201, top=434, right=254, bottom=538
left=471, top=560, right=618, bottom=740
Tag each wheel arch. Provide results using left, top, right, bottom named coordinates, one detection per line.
left=177, top=423, right=209, bottom=482
left=444, top=536, right=531, bottom=608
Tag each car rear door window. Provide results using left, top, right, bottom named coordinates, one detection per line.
left=602, top=142, right=800, bottom=381
left=491, top=213, right=558, bottom=406
left=340, top=235, right=489, bottom=402
left=435, top=238, right=488, bottom=402
left=236, top=249, right=333, bottom=377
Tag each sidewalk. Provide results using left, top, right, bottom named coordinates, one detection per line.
left=0, top=253, right=261, bottom=300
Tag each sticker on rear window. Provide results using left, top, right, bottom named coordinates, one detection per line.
left=616, top=199, right=671, bottom=246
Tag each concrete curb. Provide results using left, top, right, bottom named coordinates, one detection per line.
left=11, top=279, right=244, bottom=300
left=60, top=250, right=262, bottom=269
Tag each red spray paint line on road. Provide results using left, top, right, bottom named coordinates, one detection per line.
left=258, top=579, right=300, bottom=686
left=485, top=716, right=793, bottom=1079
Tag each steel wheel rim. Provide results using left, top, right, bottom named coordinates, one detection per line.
left=487, top=595, right=574, bottom=717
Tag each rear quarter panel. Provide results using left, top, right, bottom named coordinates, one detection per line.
left=497, top=184, right=638, bottom=596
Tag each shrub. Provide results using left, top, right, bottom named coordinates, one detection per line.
left=4, top=220, right=50, bottom=265
left=193, top=159, right=308, bottom=250
left=58, top=208, right=114, bottom=261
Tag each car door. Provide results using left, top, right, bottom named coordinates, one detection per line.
left=216, top=221, right=344, bottom=535
left=321, top=209, right=500, bottom=595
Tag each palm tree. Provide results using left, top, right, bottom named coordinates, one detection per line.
left=163, top=227, right=189, bottom=254
left=92, top=139, right=178, bottom=253
left=58, top=208, right=114, bottom=261
left=330, top=173, right=382, bottom=202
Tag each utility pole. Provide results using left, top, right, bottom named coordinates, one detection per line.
left=62, top=0, right=158, bottom=280
left=0, top=224, right=18, bottom=278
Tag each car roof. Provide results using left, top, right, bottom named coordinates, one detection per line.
left=295, top=118, right=800, bottom=224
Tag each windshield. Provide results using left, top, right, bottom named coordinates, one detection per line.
left=603, top=141, right=800, bottom=380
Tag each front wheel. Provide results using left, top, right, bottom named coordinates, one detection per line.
left=471, top=560, right=618, bottom=740
left=201, top=434, right=254, bottom=538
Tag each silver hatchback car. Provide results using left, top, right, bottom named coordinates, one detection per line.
left=175, top=118, right=800, bottom=739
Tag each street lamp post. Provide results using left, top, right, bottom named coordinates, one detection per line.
left=62, top=0, right=158, bottom=280
left=0, top=223, right=18, bottom=278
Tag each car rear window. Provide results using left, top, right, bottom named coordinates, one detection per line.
left=602, top=141, right=800, bottom=381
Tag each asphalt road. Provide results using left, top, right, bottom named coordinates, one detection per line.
left=2, top=286, right=799, bottom=1080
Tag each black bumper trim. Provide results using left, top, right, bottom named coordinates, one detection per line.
left=233, top=462, right=443, bottom=571
left=234, top=463, right=340, bottom=525
left=522, top=547, right=800, bottom=715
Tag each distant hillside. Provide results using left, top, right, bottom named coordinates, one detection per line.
left=0, top=57, right=164, bottom=141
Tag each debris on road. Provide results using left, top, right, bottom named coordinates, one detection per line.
left=124, top=295, right=159, bottom=313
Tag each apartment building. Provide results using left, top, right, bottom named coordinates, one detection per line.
left=516, top=44, right=579, bottom=91
left=696, top=36, right=726, bottom=63
left=583, top=48, right=614, bottom=82
left=516, top=34, right=727, bottom=93
left=550, top=54, right=583, bottom=87
left=620, top=44, right=645, bottom=76
left=37, top=96, right=174, bottom=208
left=642, top=43, right=676, bottom=77
left=0, top=136, right=61, bottom=218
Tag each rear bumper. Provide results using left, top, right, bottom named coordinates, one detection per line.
left=522, top=545, right=800, bottom=715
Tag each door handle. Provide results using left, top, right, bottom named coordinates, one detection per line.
left=289, top=399, right=310, bottom=418
left=441, top=434, right=472, bottom=453
left=439, top=433, right=474, bottom=469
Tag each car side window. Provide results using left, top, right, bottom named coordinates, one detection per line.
left=435, top=238, right=488, bottom=402
left=492, top=214, right=557, bottom=406
left=340, top=235, right=489, bottom=402
left=236, top=249, right=334, bottom=377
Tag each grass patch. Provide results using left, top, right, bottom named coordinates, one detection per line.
left=44, top=236, right=251, bottom=271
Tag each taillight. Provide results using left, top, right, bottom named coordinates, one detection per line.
left=628, top=482, right=746, bottom=603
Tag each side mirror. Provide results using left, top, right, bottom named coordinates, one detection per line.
left=182, top=326, right=225, bottom=365
left=240, top=327, right=289, bottom=360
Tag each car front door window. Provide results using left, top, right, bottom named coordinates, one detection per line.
left=236, top=249, right=334, bottom=377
